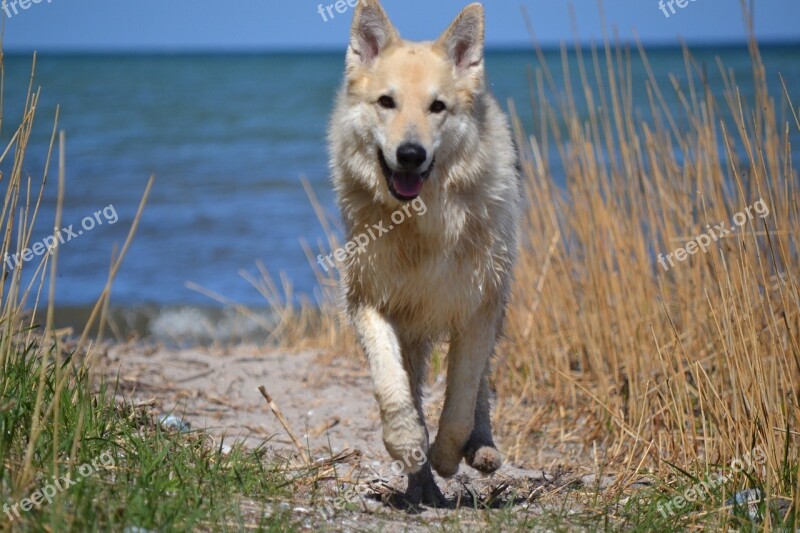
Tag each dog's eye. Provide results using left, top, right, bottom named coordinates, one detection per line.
left=429, top=100, right=447, bottom=114
left=377, top=95, right=396, bottom=109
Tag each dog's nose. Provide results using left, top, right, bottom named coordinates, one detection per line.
left=396, top=143, right=427, bottom=169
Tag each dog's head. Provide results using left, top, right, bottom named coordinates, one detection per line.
left=343, top=0, right=486, bottom=202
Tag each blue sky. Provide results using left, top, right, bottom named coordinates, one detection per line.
left=3, top=0, right=800, bottom=51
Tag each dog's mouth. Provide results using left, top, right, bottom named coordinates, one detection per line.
left=378, top=149, right=433, bottom=202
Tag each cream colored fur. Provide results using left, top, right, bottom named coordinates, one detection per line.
left=328, top=0, right=520, bottom=485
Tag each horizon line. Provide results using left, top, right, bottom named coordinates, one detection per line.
left=3, top=37, right=800, bottom=56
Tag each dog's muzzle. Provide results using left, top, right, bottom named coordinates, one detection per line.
left=378, top=149, right=433, bottom=202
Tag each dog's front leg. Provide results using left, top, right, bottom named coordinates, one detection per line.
left=352, top=305, right=428, bottom=473
left=430, top=305, right=502, bottom=478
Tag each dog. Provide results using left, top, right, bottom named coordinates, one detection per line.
left=328, top=0, right=520, bottom=505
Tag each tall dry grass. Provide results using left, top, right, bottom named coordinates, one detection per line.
left=490, top=16, right=799, bottom=521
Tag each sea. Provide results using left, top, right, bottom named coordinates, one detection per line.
left=2, top=44, right=799, bottom=341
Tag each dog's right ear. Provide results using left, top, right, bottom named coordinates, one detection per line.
left=437, top=3, right=484, bottom=73
left=347, top=0, right=399, bottom=70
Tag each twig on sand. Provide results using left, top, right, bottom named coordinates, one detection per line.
left=311, top=416, right=340, bottom=439
left=258, top=385, right=309, bottom=462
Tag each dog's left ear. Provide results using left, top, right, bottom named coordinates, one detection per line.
left=437, top=3, right=485, bottom=74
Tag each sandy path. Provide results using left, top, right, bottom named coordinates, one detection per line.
left=100, top=344, right=600, bottom=529
left=105, top=346, right=384, bottom=464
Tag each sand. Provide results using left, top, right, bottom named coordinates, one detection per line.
left=99, top=344, right=609, bottom=529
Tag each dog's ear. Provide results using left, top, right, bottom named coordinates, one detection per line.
left=347, top=0, right=399, bottom=69
left=437, top=3, right=485, bottom=73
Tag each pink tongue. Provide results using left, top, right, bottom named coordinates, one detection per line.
left=392, top=171, right=424, bottom=198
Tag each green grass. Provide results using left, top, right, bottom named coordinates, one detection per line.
left=0, top=338, right=301, bottom=531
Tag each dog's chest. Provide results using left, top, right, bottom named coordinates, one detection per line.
left=354, top=218, right=495, bottom=333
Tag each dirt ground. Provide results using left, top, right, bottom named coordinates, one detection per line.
left=100, top=344, right=615, bottom=530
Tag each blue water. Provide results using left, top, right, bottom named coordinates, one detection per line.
left=2, top=45, right=799, bottom=311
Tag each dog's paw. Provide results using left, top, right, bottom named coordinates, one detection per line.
left=465, top=444, right=502, bottom=474
left=428, top=441, right=462, bottom=478
left=382, top=415, right=428, bottom=474
left=403, top=467, right=448, bottom=508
